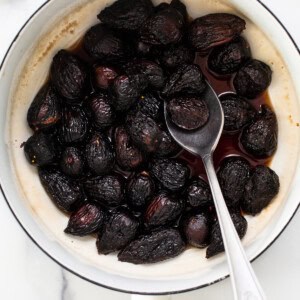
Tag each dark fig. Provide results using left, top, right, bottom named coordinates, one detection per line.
left=94, top=65, right=119, bottom=89
left=27, top=84, right=61, bottom=132
left=51, top=50, right=87, bottom=101
left=170, top=0, right=188, bottom=22
left=60, top=147, right=84, bottom=177
left=186, top=178, right=212, bottom=207
left=97, top=0, right=154, bottom=32
left=155, top=129, right=181, bottom=158
left=150, top=158, right=190, bottom=191
left=65, top=203, right=105, bottom=236
left=85, top=132, right=115, bottom=175
left=24, top=132, right=56, bottom=167
left=240, top=105, right=278, bottom=158
left=241, top=165, right=280, bottom=215
left=134, top=40, right=152, bottom=57
left=167, top=96, right=209, bottom=130
left=97, top=209, right=139, bottom=254
left=38, top=167, right=82, bottom=213
left=84, top=174, right=124, bottom=207
left=118, top=228, right=185, bottom=264
left=188, top=13, right=246, bottom=53
left=233, top=59, right=272, bottom=99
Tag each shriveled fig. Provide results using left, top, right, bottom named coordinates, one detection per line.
left=186, top=178, right=212, bottom=208
left=94, top=65, right=119, bottom=89
left=155, top=129, right=181, bottom=158
left=60, top=147, right=84, bottom=177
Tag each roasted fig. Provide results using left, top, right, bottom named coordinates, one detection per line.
left=150, top=158, right=190, bottom=191
left=240, top=105, right=278, bottom=158
left=85, top=132, right=115, bottom=175
left=24, top=132, right=56, bottom=167
left=220, top=93, right=256, bottom=132
left=241, top=165, right=280, bottom=215
left=233, top=59, right=272, bottom=98
left=217, top=156, right=251, bottom=207
left=60, top=147, right=84, bottom=177
left=188, top=13, right=246, bottom=53
left=186, top=178, right=212, bottom=207
left=97, top=0, right=154, bottom=32
left=162, top=64, right=206, bottom=97
left=38, top=167, right=82, bottom=213
left=27, top=84, right=61, bottom=132
left=96, top=209, right=139, bottom=254
left=65, top=203, right=105, bottom=236
left=84, top=174, right=124, bottom=207
left=51, top=50, right=87, bottom=101
left=155, top=129, right=181, bottom=157
left=167, top=96, right=209, bottom=130
left=127, top=171, right=155, bottom=210
left=94, top=65, right=119, bottom=89
left=118, top=228, right=185, bottom=264
left=114, top=126, right=144, bottom=170
left=208, top=37, right=251, bottom=75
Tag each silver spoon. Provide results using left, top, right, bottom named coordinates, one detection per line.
left=164, top=82, right=266, bottom=300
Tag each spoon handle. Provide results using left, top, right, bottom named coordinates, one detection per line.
left=203, top=155, right=266, bottom=300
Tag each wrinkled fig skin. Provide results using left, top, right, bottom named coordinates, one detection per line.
left=242, top=165, right=280, bottom=215
left=170, top=0, right=188, bottom=22
left=206, top=211, right=247, bottom=258
left=241, top=105, right=278, bottom=158
left=150, top=158, right=190, bottom=191
left=114, top=126, right=144, bottom=170
left=38, top=167, right=82, bottom=213
left=118, top=228, right=185, bottom=264
left=218, top=156, right=251, bottom=207
left=98, top=0, right=154, bottom=32
left=186, top=178, right=212, bottom=208
left=60, top=147, right=84, bottom=178
left=183, top=212, right=211, bottom=248
left=83, top=24, right=128, bottom=62
left=84, top=175, right=124, bottom=207
left=59, top=106, right=89, bottom=144
left=127, top=171, right=155, bottom=210
left=155, top=129, right=181, bottom=158
left=233, top=59, right=272, bottom=99
left=135, top=40, right=153, bottom=57
left=167, top=96, right=209, bottom=130
left=65, top=203, right=105, bottom=236
left=24, top=132, right=56, bottom=167
left=208, top=37, right=251, bottom=75
left=97, top=210, right=139, bottom=254
left=85, top=132, right=115, bottom=175
left=220, top=93, right=256, bottom=132
left=127, top=111, right=162, bottom=153
left=88, top=92, right=116, bottom=129
left=27, top=84, right=61, bottom=132
left=162, top=64, right=206, bottom=97
left=188, top=13, right=246, bottom=53
left=94, top=66, right=119, bottom=89
left=144, top=192, right=184, bottom=229
left=51, top=50, right=87, bottom=101
left=139, top=6, right=184, bottom=45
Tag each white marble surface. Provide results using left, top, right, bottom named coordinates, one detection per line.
left=0, top=0, right=299, bottom=299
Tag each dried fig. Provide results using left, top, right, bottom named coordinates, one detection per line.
left=60, top=147, right=84, bottom=177
left=186, top=178, right=212, bottom=207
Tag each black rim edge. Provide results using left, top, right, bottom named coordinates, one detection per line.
left=0, top=0, right=299, bottom=295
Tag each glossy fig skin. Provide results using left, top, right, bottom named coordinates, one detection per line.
left=118, top=228, right=185, bottom=264
left=85, top=132, right=115, bottom=175
left=150, top=158, right=190, bottom=191
left=114, top=126, right=144, bottom=171
left=241, top=165, right=280, bottom=216
left=188, top=13, right=246, bottom=53
left=94, top=65, right=119, bottom=90
left=240, top=105, right=278, bottom=158
left=217, top=156, right=251, bottom=207
left=154, top=129, right=181, bottom=158
left=208, top=37, right=251, bottom=75
left=27, top=84, right=61, bottom=132
left=60, top=147, right=84, bottom=178
left=59, top=105, right=89, bottom=144
left=84, top=174, right=124, bottom=207
left=96, top=209, right=139, bottom=255
left=220, top=93, right=256, bottom=132
left=186, top=178, right=212, bottom=208
left=144, top=192, right=184, bottom=229
left=126, top=171, right=156, bottom=210
left=97, top=0, right=154, bottom=32
left=51, top=50, right=87, bottom=101
left=233, top=59, right=272, bottom=99
left=162, top=64, right=206, bottom=97
left=38, top=167, right=83, bottom=213
left=167, top=96, right=209, bottom=131
left=24, top=132, right=56, bottom=167
left=64, top=203, right=105, bottom=236
left=206, top=210, right=247, bottom=258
